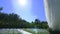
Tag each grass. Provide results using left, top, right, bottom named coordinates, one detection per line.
left=37, top=31, right=50, bottom=34
left=23, top=29, right=36, bottom=34
left=0, top=28, right=50, bottom=34
left=23, top=28, right=50, bottom=34
left=0, top=29, right=22, bottom=34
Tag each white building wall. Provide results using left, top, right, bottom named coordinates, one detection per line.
left=44, top=0, right=60, bottom=30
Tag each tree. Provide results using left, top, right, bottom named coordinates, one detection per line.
left=0, top=7, right=49, bottom=28
left=34, top=19, right=41, bottom=24
left=41, top=21, right=49, bottom=29
left=0, top=7, right=3, bottom=12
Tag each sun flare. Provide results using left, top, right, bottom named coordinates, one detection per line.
left=18, top=0, right=27, bottom=6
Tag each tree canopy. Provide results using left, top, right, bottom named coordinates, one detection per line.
left=0, top=7, right=49, bottom=29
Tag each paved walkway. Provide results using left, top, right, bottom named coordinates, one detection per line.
left=17, top=29, right=32, bottom=34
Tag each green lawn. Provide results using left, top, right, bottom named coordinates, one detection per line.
left=0, top=29, right=22, bottom=34
left=0, top=29, right=50, bottom=34
left=23, top=28, right=50, bottom=34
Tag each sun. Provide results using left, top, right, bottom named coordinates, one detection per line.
left=18, top=0, right=27, bottom=6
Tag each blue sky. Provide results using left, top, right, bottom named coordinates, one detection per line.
left=0, top=0, right=46, bottom=22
